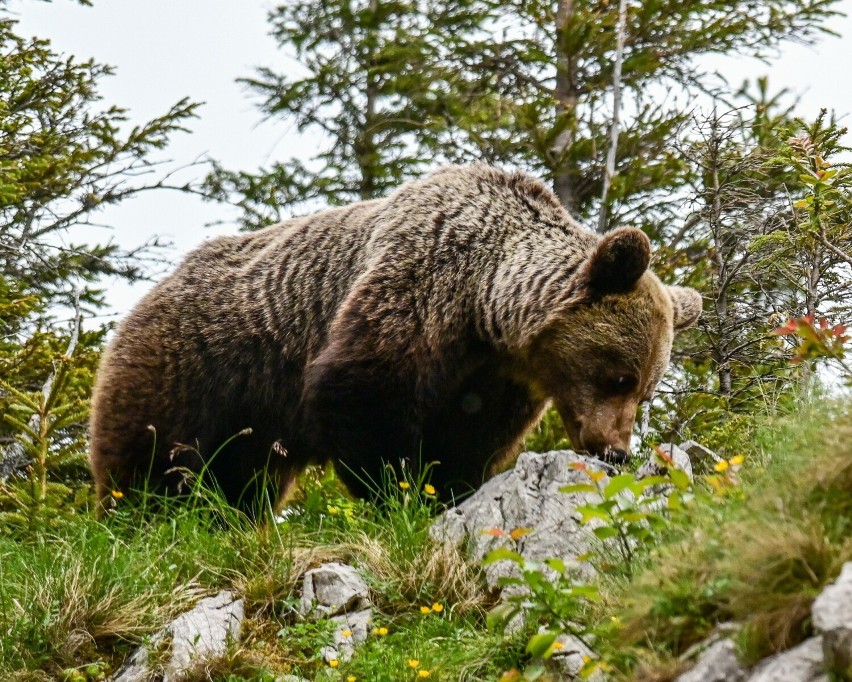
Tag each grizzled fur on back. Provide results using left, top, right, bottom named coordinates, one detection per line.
left=89, top=165, right=700, bottom=512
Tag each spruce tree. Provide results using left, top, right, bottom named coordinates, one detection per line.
left=438, top=0, right=841, bottom=230
left=0, top=2, right=199, bottom=478
left=215, top=0, right=841, bottom=234
left=205, top=0, right=489, bottom=229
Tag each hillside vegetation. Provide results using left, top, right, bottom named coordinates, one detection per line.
left=1, top=398, right=850, bottom=681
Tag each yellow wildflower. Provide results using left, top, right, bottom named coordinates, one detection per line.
left=418, top=671, right=431, bottom=678
left=328, top=659, right=339, bottom=668
left=588, top=470, right=606, bottom=483
left=714, top=460, right=730, bottom=472
left=327, top=506, right=339, bottom=515
left=372, top=626, right=388, bottom=636
left=399, top=481, right=411, bottom=490
left=408, top=659, right=420, bottom=668
left=423, top=483, right=436, bottom=495
left=431, top=603, right=444, bottom=613
left=348, top=677, right=357, bottom=682
left=551, top=641, right=564, bottom=650
left=420, top=605, right=431, bottom=614
left=111, top=490, right=124, bottom=500
left=730, top=454, right=745, bottom=466
left=341, top=629, right=352, bottom=638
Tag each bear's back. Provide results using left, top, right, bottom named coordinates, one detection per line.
left=131, top=198, right=387, bottom=365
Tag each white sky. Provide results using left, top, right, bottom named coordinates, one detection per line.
left=8, top=0, right=852, bottom=322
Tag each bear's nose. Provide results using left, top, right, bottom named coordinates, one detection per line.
left=600, top=447, right=630, bottom=465
left=576, top=427, right=631, bottom=464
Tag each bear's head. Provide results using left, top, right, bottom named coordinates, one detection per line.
left=526, top=227, right=702, bottom=463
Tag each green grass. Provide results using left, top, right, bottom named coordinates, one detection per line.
left=0, top=497, right=297, bottom=677
left=2, top=400, right=851, bottom=681
left=598, top=400, right=852, bottom=680
left=0, top=465, right=504, bottom=681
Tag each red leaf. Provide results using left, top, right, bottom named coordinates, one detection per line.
left=773, top=319, right=798, bottom=335
left=654, top=445, right=675, bottom=465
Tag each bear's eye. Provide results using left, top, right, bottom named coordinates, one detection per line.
left=607, top=374, right=639, bottom=395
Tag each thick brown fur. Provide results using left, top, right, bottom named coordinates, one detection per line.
left=89, top=165, right=701, bottom=513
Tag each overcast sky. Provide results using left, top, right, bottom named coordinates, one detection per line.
left=8, top=0, right=852, bottom=321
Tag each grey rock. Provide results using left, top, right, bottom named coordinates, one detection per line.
left=431, top=450, right=615, bottom=589
left=812, top=562, right=852, bottom=632
left=680, top=622, right=741, bottom=661
left=111, top=590, right=244, bottom=682
left=321, top=608, right=373, bottom=662
left=679, top=440, right=723, bottom=469
left=747, top=636, right=828, bottom=682
left=110, top=644, right=152, bottom=682
left=813, top=563, right=852, bottom=677
left=300, top=563, right=371, bottom=618
left=548, top=633, right=606, bottom=681
left=0, top=443, right=30, bottom=482
left=676, top=639, right=747, bottom=682
left=318, top=644, right=339, bottom=665
left=167, top=592, right=243, bottom=674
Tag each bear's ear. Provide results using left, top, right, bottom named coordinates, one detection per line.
left=668, top=285, right=703, bottom=331
left=576, top=227, right=651, bottom=297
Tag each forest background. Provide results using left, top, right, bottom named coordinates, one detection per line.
left=3, top=0, right=850, bottom=479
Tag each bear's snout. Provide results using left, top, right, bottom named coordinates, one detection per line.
left=555, top=400, right=635, bottom=465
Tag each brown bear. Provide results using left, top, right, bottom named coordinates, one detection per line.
left=89, top=164, right=701, bottom=513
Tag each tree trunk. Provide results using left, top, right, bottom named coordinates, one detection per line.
left=597, top=0, right=629, bottom=234
left=359, top=82, right=378, bottom=200
left=357, top=0, right=379, bottom=200
left=552, top=0, right=580, bottom=217
left=708, top=116, right=732, bottom=397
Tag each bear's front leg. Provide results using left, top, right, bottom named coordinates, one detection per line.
left=420, top=364, right=546, bottom=501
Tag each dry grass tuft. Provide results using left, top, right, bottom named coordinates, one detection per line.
left=236, top=541, right=351, bottom=616
left=628, top=654, right=688, bottom=682
left=721, top=520, right=842, bottom=662
left=8, top=672, right=52, bottom=682
left=11, top=539, right=197, bottom=666
left=344, top=532, right=494, bottom=615
left=171, top=646, right=281, bottom=682
left=614, top=405, right=852, bottom=679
